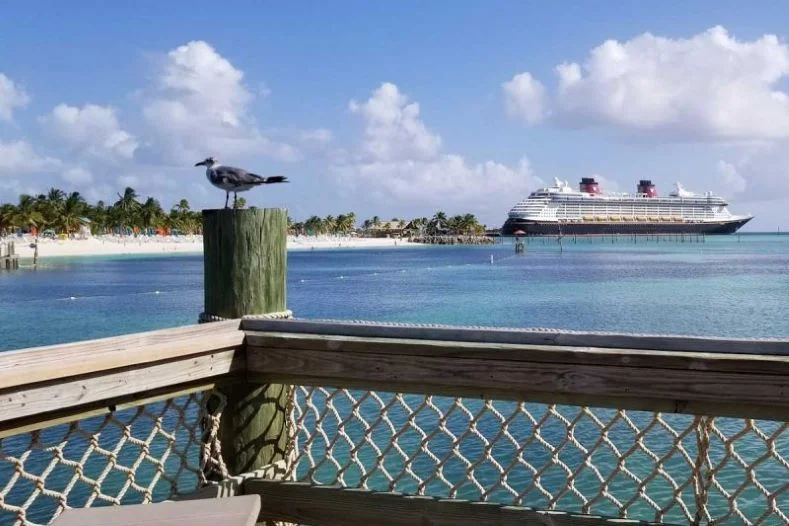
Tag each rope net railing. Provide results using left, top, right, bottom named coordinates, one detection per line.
left=289, top=387, right=789, bottom=525
left=0, top=390, right=227, bottom=526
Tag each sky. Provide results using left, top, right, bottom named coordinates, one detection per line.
left=2, top=1, right=789, bottom=230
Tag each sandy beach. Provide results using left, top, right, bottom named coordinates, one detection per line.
left=6, top=235, right=416, bottom=259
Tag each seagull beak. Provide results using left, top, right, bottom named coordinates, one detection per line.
left=195, top=161, right=205, bottom=167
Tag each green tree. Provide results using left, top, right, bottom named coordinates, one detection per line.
left=114, top=187, right=141, bottom=230
left=87, top=201, right=109, bottom=235
left=304, top=215, right=323, bottom=235
left=429, top=211, right=447, bottom=234
left=139, top=197, right=164, bottom=232
left=56, top=192, right=88, bottom=234
left=324, top=215, right=336, bottom=234
left=13, top=195, right=45, bottom=232
left=0, top=203, right=17, bottom=234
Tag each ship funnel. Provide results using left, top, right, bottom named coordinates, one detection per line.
left=580, top=177, right=600, bottom=194
left=637, top=179, right=657, bottom=197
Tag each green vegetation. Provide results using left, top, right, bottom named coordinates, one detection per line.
left=0, top=187, right=203, bottom=236
left=289, top=211, right=485, bottom=236
left=1, top=187, right=486, bottom=237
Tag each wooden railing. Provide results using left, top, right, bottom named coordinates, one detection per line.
left=2, top=209, right=787, bottom=525
left=2, top=318, right=788, bottom=525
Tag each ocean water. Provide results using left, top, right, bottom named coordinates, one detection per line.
left=2, top=234, right=788, bottom=350
left=1, top=234, right=788, bottom=524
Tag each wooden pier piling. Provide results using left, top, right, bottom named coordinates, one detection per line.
left=202, top=208, right=289, bottom=476
left=1, top=242, right=19, bottom=270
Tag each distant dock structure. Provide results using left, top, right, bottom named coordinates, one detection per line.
left=1, top=241, right=19, bottom=270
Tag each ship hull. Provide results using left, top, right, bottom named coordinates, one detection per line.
left=501, top=217, right=752, bottom=236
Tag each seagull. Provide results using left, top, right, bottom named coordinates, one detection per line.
left=194, top=157, right=289, bottom=208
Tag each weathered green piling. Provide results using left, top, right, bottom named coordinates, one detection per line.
left=202, top=208, right=290, bottom=476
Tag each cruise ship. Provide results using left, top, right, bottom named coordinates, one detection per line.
left=502, top=178, right=752, bottom=235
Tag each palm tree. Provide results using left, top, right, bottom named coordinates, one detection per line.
left=57, top=192, right=88, bottom=234
left=87, top=201, right=109, bottom=235
left=324, top=215, right=336, bottom=235
left=429, top=211, right=447, bottom=235
left=304, top=216, right=323, bottom=235
left=371, top=215, right=381, bottom=229
left=234, top=197, right=247, bottom=209
left=13, top=195, right=45, bottom=232
left=0, top=203, right=17, bottom=234
left=175, top=199, right=190, bottom=214
left=114, top=187, right=140, bottom=231
left=139, top=198, right=164, bottom=233
left=37, top=188, right=66, bottom=230
left=291, top=221, right=305, bottom=235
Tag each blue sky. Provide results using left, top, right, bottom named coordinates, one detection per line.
left=2, top=1, right=789, bottom=229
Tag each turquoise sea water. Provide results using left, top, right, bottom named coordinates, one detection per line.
left=2, top=234, right=788, bottom=350
left=1, top=234, right=788, bottom=524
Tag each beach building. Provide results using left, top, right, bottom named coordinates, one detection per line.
left=367, top=220, right=407, bottom=238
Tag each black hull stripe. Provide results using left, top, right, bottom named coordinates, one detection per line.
left=501, top=218, right=752, bottom=236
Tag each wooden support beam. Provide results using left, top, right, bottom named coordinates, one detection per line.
left=246, top=480, right=665, bottom=526
left=202, top=208, right=290, bottom=477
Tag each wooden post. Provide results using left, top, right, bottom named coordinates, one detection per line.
left=202, top=208, right=290, bottom=477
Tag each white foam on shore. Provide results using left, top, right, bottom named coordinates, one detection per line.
left=8, top=235, right=418, bottom=259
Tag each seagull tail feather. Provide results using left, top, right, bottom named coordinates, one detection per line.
left=261, top=175, right=289, bottom=184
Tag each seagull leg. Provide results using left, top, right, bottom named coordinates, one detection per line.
left=224, top=192, right=229, bottom=209
left=233, top=192, right=238, bottom=208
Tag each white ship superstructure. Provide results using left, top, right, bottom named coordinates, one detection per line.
left=502, top=178, right=752, bottom=235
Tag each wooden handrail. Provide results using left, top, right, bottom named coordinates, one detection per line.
left=242, top=318, right=789, bottom=355
left=4, top=317, right=789, bottom=431
left=0, top=321, right=246, bottom=430
left=244, top=321, right=789, bottom=420
left=0, top=320, right=243, bottom=390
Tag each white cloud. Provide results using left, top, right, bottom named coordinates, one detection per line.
left=0, top=73, right=30, bottom=122
left=716, top=160, right=747, bottom=195
left=506, top=26, right=789, bottom=140
left=40, top=103, right=138, bottom=159
left=336, top=83, right=541, bottom=211
left=117, top=175, right=140, bottom=188
left=0, top=140, right=61, bottom=176
left=502, top=72, right=548, bottom=124
left=142, top=40, right=299, bottom=164
left=299, top=128, right=334, bottom=144
left=715, top=144, right=789, bottom=201
left=349, top=82, right=441, bottom=162
left=62, top=167, right=93, bottom=185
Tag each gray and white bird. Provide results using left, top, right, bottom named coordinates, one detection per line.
left=194, top=157, right=289, bottom=208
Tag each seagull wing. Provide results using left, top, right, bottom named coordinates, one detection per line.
left=213, top=166, right=265, bottom=185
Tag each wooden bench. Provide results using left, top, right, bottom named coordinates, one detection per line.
left=51, top=495, right=261, bottom=526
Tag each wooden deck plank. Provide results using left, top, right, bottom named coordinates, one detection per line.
left=247, top=479, right=664, bottom=526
